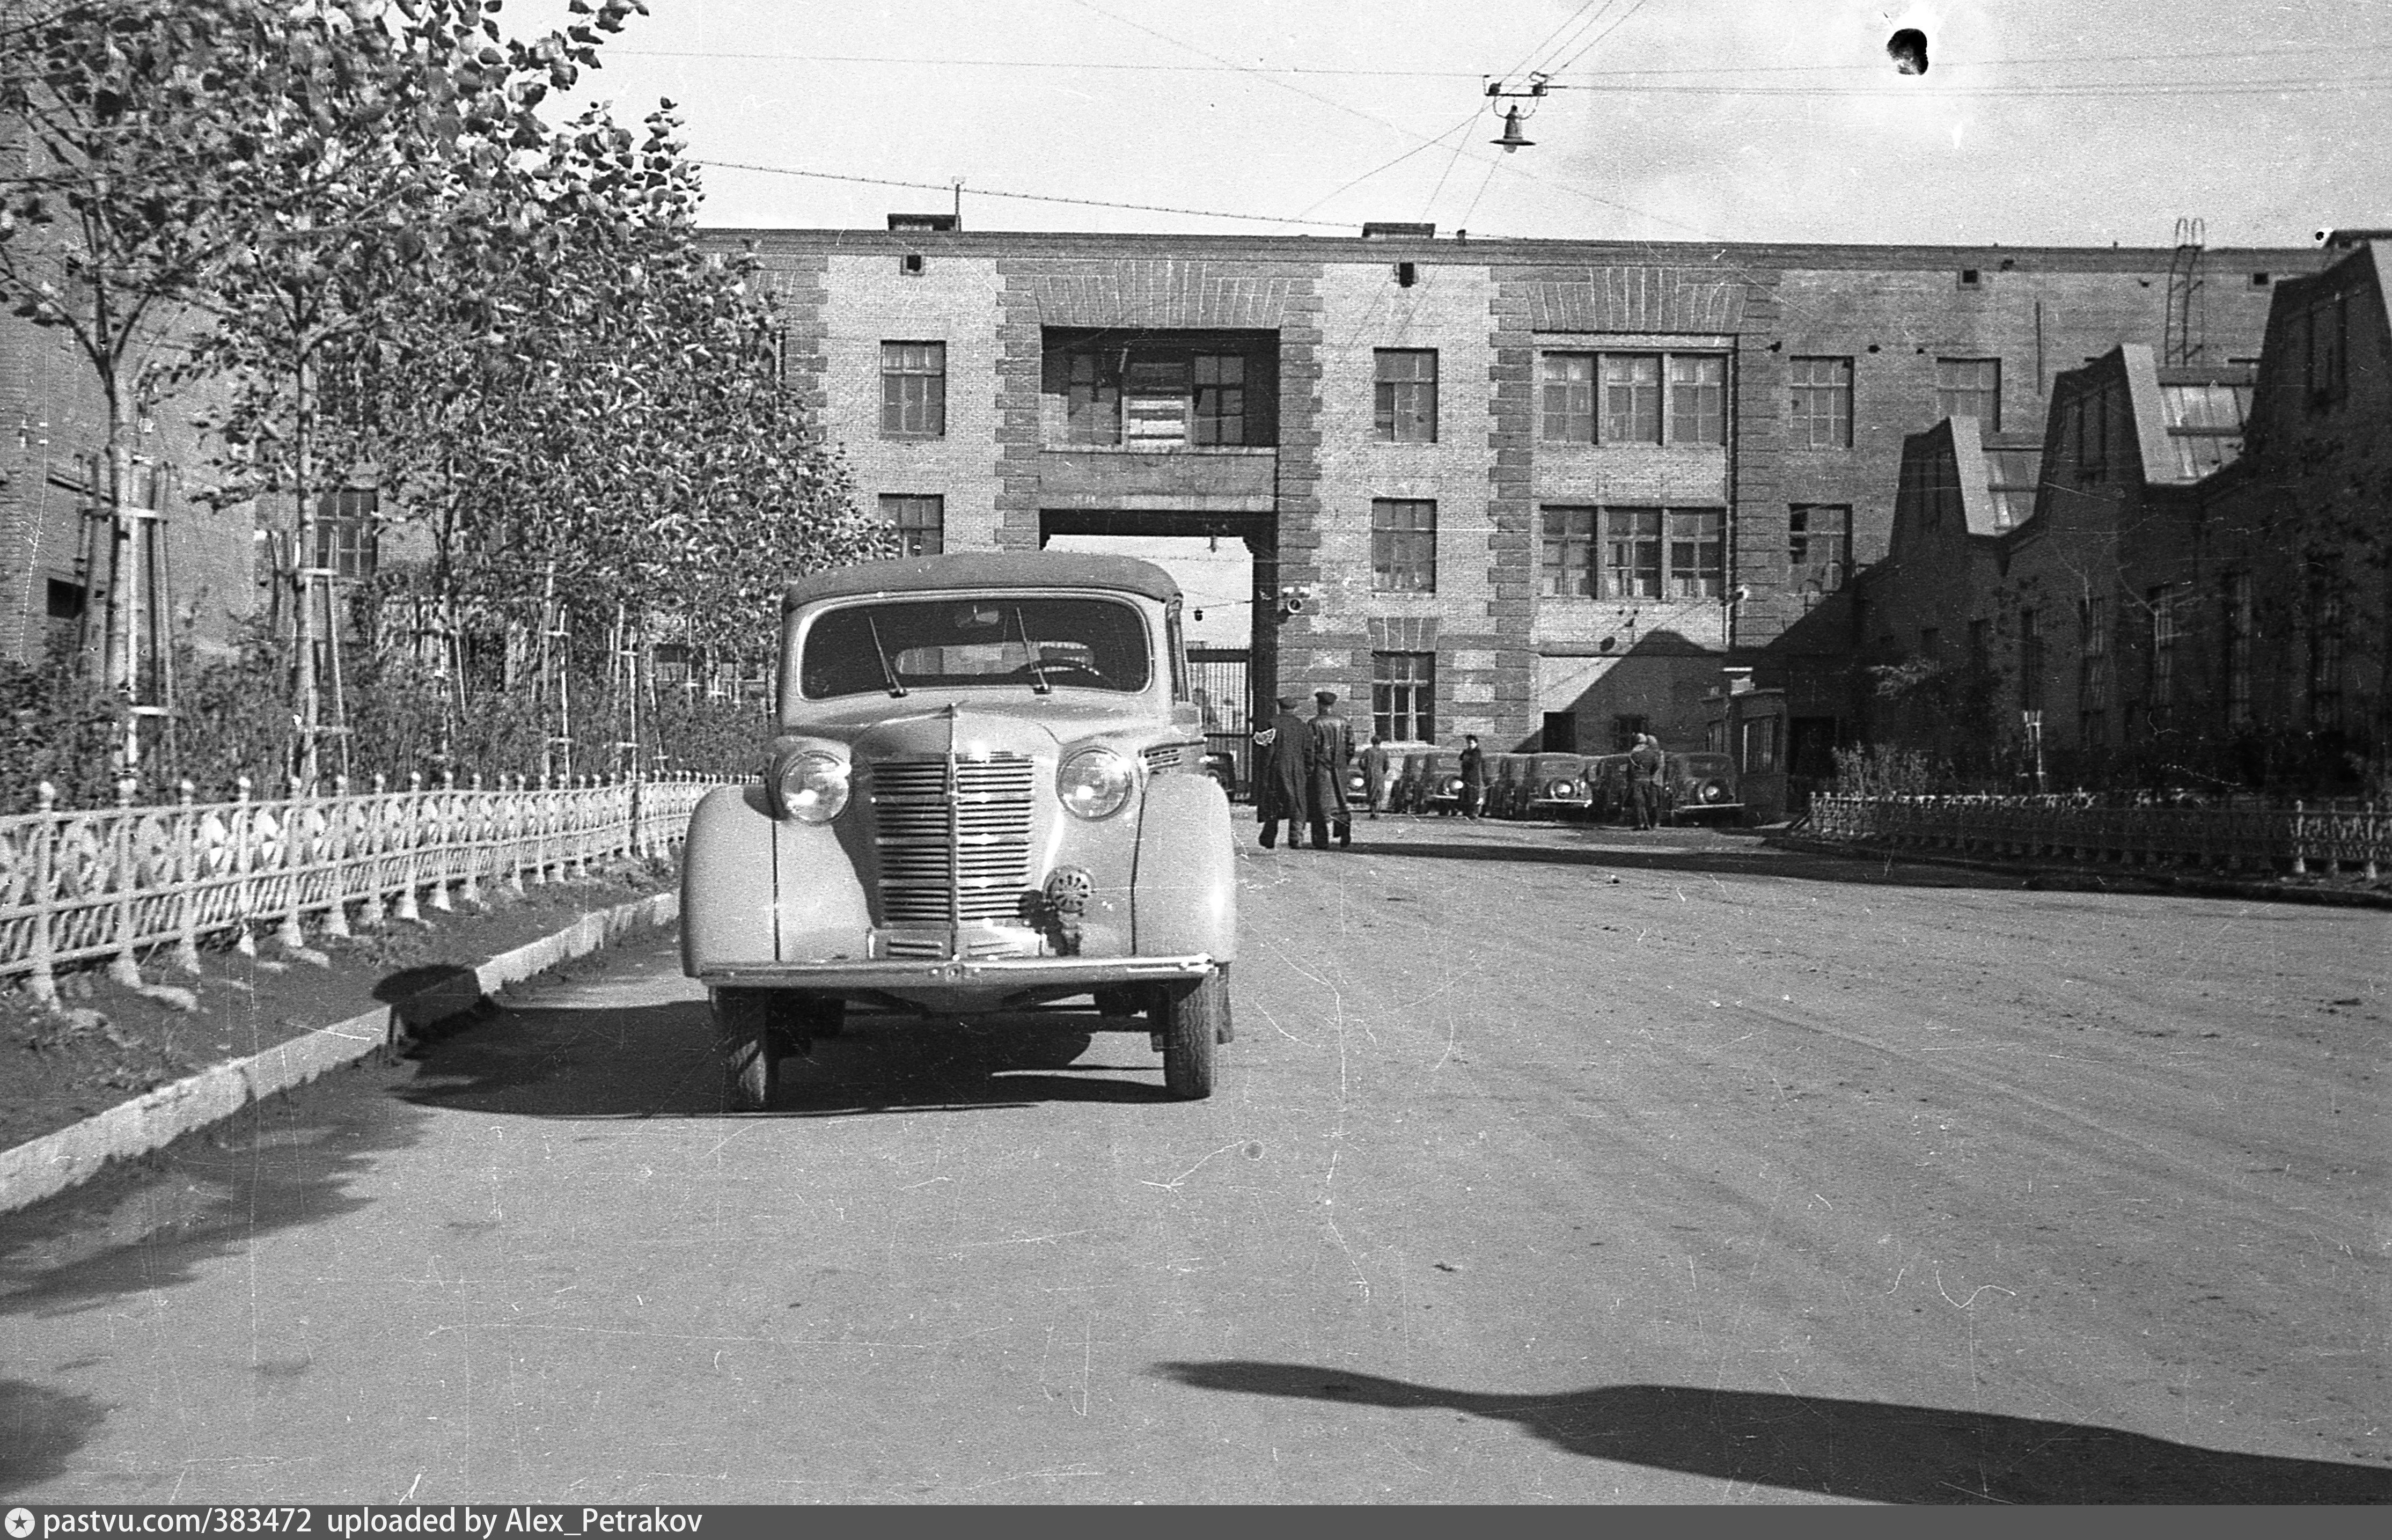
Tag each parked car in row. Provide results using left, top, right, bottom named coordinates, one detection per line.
left=680, top=552, right=1238, bottom=1108
left=1490, top=752, right=1599, bottom=820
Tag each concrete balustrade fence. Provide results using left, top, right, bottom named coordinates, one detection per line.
left=0, top=771, right=733, bottom=1007
left=1808, top=794, right=2390, bottom=883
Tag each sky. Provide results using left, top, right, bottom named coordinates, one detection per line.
left=505, top=0, right=2392, bottom=250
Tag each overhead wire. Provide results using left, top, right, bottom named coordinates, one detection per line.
left=706, top=163, right=1349, bottom=229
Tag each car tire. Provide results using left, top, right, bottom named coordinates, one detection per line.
left=717, top=989, right=781, bottom=1113
left=1158, top=972, right=1222, bottom=1099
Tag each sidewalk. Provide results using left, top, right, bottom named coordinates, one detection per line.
left=0, top=883, right=681, bottom=1216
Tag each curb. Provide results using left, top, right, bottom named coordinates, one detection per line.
left=1765, top=834, right=2392, bottom=909
left=0, top=889, right=681, bottom=1218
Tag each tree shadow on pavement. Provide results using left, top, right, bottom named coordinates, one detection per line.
left=1150, top=1361, right=2392, bottom=1504
left=396, top=1000, right=1181, bottom=1119
left=0, top=1080, right=429, bottom=1322
left=0, top=1380, right=109, bottom=1497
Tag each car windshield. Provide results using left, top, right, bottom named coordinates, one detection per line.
left=797, top=596, right=1151, bottom=699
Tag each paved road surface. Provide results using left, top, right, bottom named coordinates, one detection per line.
left=3, top=822, right=2386, bottom=1503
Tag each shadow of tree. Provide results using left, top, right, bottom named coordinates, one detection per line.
left=397, top=1000, right=1179, bottom=1119
left=0, top=1379, right=109, bottom=1496
left=1149, top=1361, right=2392, bottom=1504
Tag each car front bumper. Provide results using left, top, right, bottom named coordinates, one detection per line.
left=694, top=951, right=1217, bottom=996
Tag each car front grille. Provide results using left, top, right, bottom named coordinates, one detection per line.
left=868, top=753, right=1037, bottom=923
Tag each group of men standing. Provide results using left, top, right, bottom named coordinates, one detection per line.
left=1249, top=697, right=1672, bottom=842
left=1252, top=690, right=1380, bottom=850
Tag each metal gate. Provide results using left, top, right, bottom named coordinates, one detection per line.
left=1187, top=646, right=1251, bottom=794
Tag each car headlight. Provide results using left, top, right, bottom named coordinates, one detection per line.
left=1058, top=746, right=1135, bottom=820
left=1550, top=780, right=1575, bottom=797
left=773, top=749, right=850, bottom=824
left=1700, top=780, right=1727, bottom=803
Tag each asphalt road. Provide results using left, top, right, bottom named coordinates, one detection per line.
left=3, top=820, right=2387, bottom=1504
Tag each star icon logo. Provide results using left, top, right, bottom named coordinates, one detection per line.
left=5, top=1508, right=35, bottom=1539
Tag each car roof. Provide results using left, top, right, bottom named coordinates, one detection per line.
left=783, top=552, right=1182, bottom=610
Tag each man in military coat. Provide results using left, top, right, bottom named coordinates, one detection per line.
left=1305, top=689, right=1355, bottom=850
left=1252, top=694, right=1312, bottom=848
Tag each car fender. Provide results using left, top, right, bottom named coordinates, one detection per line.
left=1132, top=774, right=1237, bottom=962
left=681, top=783, right=874, bottom=975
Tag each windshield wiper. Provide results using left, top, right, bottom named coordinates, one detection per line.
left=864, top=612, right=907, bottom=698
left=1013, top=604, right=1052, bottom=694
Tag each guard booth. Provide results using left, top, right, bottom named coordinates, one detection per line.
left=1188, top=646, right=1251, bottom=794
left=1705, top=668, right=1790, bottom=823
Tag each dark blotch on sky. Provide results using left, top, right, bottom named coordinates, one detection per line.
left=1888, top=27, right=1929, bottom=76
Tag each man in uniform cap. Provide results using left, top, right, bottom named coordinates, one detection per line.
left=1252, top=694, right=1312, bottom=848
left=1305, top=690, right=1355, bottom=850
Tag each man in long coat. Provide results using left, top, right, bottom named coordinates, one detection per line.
left=1306, top=690, right=1355, bottom=850
left=1627, top=731, right=1665, bottom=830
left=1359, top=734, right=1392, bottom=819
left=1252, top=695, right=1312, bottom=848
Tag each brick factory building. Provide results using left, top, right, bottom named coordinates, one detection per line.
left=716, top=219, right=2320, bottom=786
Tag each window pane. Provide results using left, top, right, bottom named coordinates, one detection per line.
left=1373, top=651, right=1435, bottom=743
left=1668, top=355, right=1725, bottom=444
left=1540, top=505, right=1597, bottom=597
left=878, top=494, right=944, bottom=556
left=1935, top=356, right=2000, bottom=430
left=1604, top=507, right=1663, bottom=598
left=882, top=341, right=947, bottom=435
left=1375, top=350, right=1437, bottom=441
left=1788, top=356, right=1852, bottom=448
left=1371, top=499, right=1437, bottom=592
left=1601, top=355, right=1660, bottom=443
left=1541, top=353, right=1594, bottom=443
left=1668, top=508, right=1725, bottom=598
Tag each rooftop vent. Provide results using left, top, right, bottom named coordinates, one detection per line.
left=1361, top=222, right=1435, bottom=239
left=888, top=212, right=959, bottom=232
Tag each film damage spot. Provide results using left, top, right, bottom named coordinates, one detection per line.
left=1888, top=27, right=1929, bottom=75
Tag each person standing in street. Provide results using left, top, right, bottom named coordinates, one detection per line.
left=1306, top=690, right=1355, bottom=849
left=1360, top=734, right=1392, bottom=819
left=1627, top=731, right=1665, bottom=831
left=1253, top=694, right=1312, bottom=848
left=1458, top=734, right=1487, bottom=820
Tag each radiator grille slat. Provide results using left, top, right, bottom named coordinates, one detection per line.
left=868, top=752, right=1036, bottom=925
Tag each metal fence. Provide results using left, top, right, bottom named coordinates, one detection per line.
left=0, top=772, right=731, bottom=1007
left=1807, top=794, right=2390, bottom=882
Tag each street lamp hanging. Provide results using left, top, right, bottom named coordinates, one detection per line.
left=1484, top=73, right=1549, bottom=153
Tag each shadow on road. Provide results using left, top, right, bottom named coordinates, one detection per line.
left=0, top=1379, right=108, bottom=1497
left=1150, top=1361, right=2392, bottom=1504
left=397, top=1000, right=1180, bottom=1119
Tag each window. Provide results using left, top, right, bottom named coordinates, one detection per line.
left=1987, top=450, right=2039, bottom=529
left=1373, top=651, right=1434, bottom=742
left=881, top=342, right=946, bottom=436
left=313, top=487, right=377, bottom=581
left=1542, top=350, right=1725, bottom=444
left=1371, top=499, right=1436, bottom=592
left=878, top=494, right=944, bottom=556
left=2148, top=586, right=2180, bottom=710
left=1668, top=355, right=1726, bottom=445
left=2310, top=583, right=2344, bottom=730
left=1919, top=626, right=1941, bottom=662
left=1540, top=354, right=1595, bottom=443
left=1541, top=506, right=1598, bottom=597
left=1374, top=349, right=1437, bottom=441
left=1193, top=354, right=1246, bottom=445
left=2017, top=607, right=2043, bottom=713
left=1603, top=507, right=1663, bottom=598
left=1741, top=716, right=1780, bottom=775
left=2079, top=597, right=2110, bottom=747
left=2223, top=573, right=2253, bottom=723
left=1667, top=509, right=1725, bottom=598
left=652, top=643, right=692, bottom=688
left=1935, top=357, right=2001, bottom=429
left=1787, top=357, right=1853, bottom=448
left=1788, top=504, right=1850, bottom=592
left=1065, top=349, right=1120, bottom=444
left=1611, top=715, right=1648, bottom=752
left=2305, top=292, right=2349, bottom=407
left=1602, top=354, right=1661, bottom=442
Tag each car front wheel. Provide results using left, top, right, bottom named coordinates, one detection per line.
left=717, top=989, right=782, bottom=1112
left=1157, top=972, right=1224, bottom=1099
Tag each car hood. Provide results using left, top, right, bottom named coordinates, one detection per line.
left=782, top=692, right=1162, bottom=759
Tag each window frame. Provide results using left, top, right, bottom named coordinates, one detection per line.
left=877, top=493, right=945, bottom=556
left=1935, top=356, right=2002, bottom=430
left=880, top=341, right=948, bottom=438
left=1373, top=349, right=1438, bottom=442
left=1787, top=356, right=1853, bottom=449
left=1370, top=498, right=1438, bottom=593
left=1540, top=505, right=1599, bottom=598
left=1371, top=650, right=1435, bottom=743
left=312, top=486, right=378, bottom=582
left=1787, top=504, right=1851, bottom=593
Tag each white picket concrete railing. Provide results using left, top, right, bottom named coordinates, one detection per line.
left=0, top=771, right=733, bottom=1006
left=1807, top=794, right=2390, bottom=882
